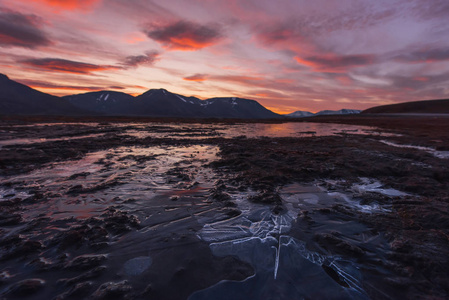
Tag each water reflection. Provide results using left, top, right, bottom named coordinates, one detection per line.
left=116, top=122, right=398, bottom=140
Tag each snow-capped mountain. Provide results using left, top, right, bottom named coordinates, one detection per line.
left=65, top=88, right=281, bottom=119
left=285, top=109, right=361, bottom=118
left=64, top=91, right=135, bottom=115
left=198, top=97, right=280, bottom=118
left=134, top=89, right=204, bottom=117
left=315, top=109, right=361, bottom=115
left=285, top=111, right=314, bottom=118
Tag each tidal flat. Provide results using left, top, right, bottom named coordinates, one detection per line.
left=0, top=116, right=448, bottom=299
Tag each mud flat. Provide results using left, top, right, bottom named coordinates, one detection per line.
left=0, top=115, right=448, bottom=299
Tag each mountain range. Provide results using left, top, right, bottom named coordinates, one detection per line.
left=64, top=89, right=280, bottom=118
left=0, top=74, right=280, bottom=119
left=285, top=109, right=361, bottom=118
left=10, top=73, right=440, bottom=118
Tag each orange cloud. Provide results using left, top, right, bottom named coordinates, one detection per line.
left=22, top=58, right=119, bottom=74
left=295, top=54, right=375, bottom=73
left=30, top=0, right=101, bottom=11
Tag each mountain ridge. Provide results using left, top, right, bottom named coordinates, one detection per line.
left=0, top=74, right=280, bottom=119
left=0, top=74, right=87, bottom=116
left=362, top=99, right=449, bottom=114
left=285, top=109, right=361, bottom=118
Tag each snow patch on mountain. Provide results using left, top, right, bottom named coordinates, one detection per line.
left=175, top=94, right=187, bottom=103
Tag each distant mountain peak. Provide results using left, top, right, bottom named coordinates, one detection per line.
left=285, top=110, right=314, bottom=118
left=285, top=109, right=360, bottom=118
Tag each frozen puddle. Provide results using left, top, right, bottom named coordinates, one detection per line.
left=2, top=144, right=219, bottom=221
left=194, top=178, right=408, bottom=299
left=283, top=181, right=398, bottom=214
left=194, top=188, right=373, bottom=299
left=380, top=140, right=449, bottom=159
left=351, top=178, right=409, bottom=197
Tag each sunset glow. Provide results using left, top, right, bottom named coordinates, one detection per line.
left=1, top=0, right=448, bottom=112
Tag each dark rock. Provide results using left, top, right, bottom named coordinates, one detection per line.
left=0, top=271, right=13, bottom=285
left=6, top=278, right=45, bottom=296
left=223, top=208, right=241, bottom=218
left=65, top=254, right=107, bottom=270
left=271, top=204, right=284, bottom=215
left=68, top=172, right=91, bottom=180
left=101, top=209, right=140, bottom=234
left=0, top=212, right=22, bottom=226
left=28, top=257, right=54, bottom=270
left=59, top=266, right=107, bottom=285
left=322, top=264, right=350, bottom=288
left=54, top=281, right=93, bottom=300
left=91, top=280, right=132, bottom=300
left=67, top=184, right=84, bottom=194
left=248, top=190, right=282, bottom=205
left=1, top=240, right=43, bottom=260
left=315, top=233, right=365, bottom=257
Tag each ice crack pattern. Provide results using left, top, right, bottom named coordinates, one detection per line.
left=195, top=192, right=371, bottom=300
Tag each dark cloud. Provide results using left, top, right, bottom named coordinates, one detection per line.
left=108, top=85, right=126, bottom=90
left=295, top=54, right=375, bottom=72
left=0, top=10, right=51, bottom=49
left=389, top=72, right=449, bottom=90
left=123, top=51, right=160, bottom=67
left=394, top=48, right=449, bottom=63
left=21, top=58, right=119, bottom=74
left=410, top=0, right=449, bottom=20
left=183, top=73, right=208, bottom=82
left=144, top=21, right=223, bottom=51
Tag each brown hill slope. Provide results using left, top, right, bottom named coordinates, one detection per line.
left=362, top=99, right=449, bottom=114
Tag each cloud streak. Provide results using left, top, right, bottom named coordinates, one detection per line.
left=17, top=79, right=105, bottom=91
left=183, top=74, right=208, bottom=82
left=144, top=20, right=223, bottom=51
left=21, top=58, right=119, bottom=74
left=295, top=54, right=376, bottom=73
left=394, top=48, right=449, bottom=64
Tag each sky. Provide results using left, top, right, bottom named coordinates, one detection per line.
left=1, top=0, right=449, bottom=113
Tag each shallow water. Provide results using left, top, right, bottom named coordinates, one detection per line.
left=0, top=122, right=413, bottom=299
left=0, top=133, right=106, bottom=149
left=0, top=122, right=398, bottom=148
left=116, top=122, right=398, bottom=140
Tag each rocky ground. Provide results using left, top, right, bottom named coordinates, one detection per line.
left=0, top=115, right=448, bottom=299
